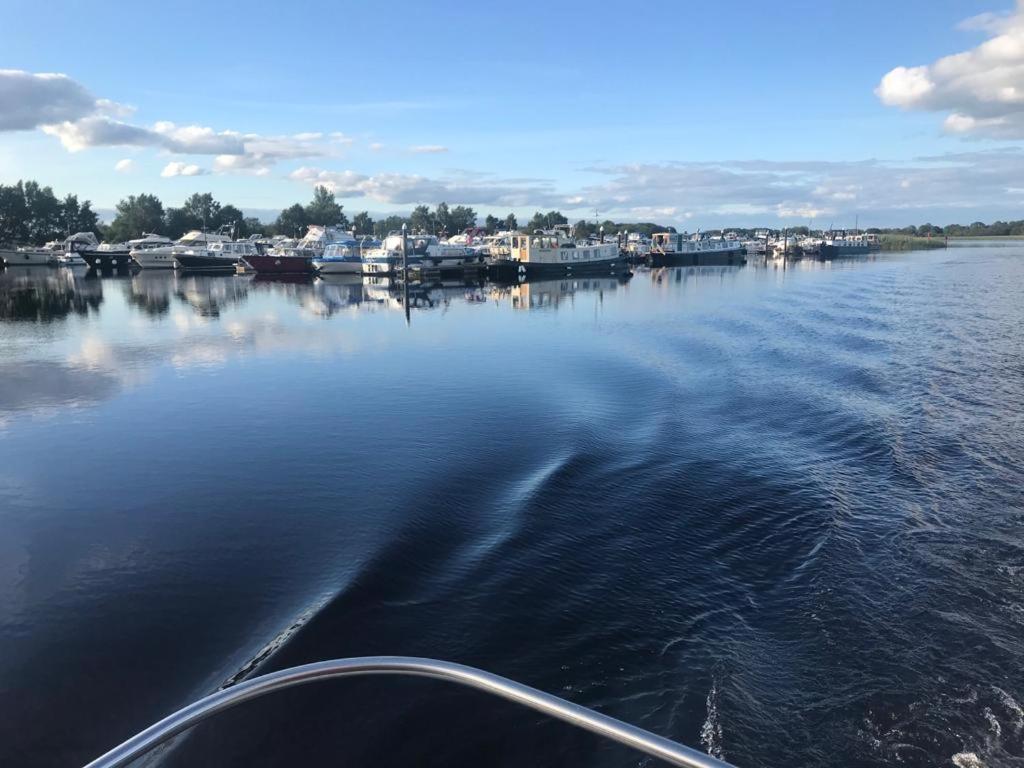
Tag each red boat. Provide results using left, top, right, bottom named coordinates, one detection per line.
left=242, top=252, right=315, bottom=274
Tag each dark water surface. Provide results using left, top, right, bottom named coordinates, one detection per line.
left=1, top=248, right=1023, bottom=768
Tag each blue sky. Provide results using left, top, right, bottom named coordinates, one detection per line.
left=3, top=0, right=1024, bottom=227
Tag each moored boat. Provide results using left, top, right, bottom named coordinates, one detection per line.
left=313, top=237, right=362, bottom=274
left=362, top=232, right=474, bottom=275
left=127, top=233, right=177, bottom=268
left=0, top=244, right=60, bottom=266
left=818, top=233, right=873, bottom=258
left=490, top=228, right=627, bottom=280
left=649, top=232, right=746, bottom=267
left=66, top=232, right=133, bottom=269
left=243, top=250, right=316, bottom=274
left=175, top=240, right=259, bottom=272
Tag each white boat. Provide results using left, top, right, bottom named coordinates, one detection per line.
left=362, top=233, right=474, bottom=274
left=313, top=237, right=363, bottom=274
left=0, top=244, right=59, bottom=266
left=129, top=233, right=179, bottom=268
left=132, top=231, right=228, bottom=269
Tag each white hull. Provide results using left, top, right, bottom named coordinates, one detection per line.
left=314, top=259, right=363, bottom=274
left=132, top=249, right=179, bottom=269
left=1, top=249, right=56, bottom=266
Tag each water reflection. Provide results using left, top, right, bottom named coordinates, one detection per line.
left=174, top=274, right=253, bottom=317
left=0, top=266, right=103, bottom=321
left=124, top=272, right=173, bottom=317
left=491, top=275, right=632, bottom=311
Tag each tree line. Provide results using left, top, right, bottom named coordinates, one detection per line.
left=1, top=178, right=681, bottom=246
left=866, top=221, right=1024, bottom=237
left=0, top=181, right=100, bottom=245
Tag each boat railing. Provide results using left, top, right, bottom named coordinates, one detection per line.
left=82, top=656, right=734, bottom=768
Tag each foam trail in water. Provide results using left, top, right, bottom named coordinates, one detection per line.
left=699, top=678, right=724, bottom=760
left=952, top=752, right=986, bottom=768
left=992, top=686, right=1024, bottom=734
left=220, top=593, right=332, bottom=688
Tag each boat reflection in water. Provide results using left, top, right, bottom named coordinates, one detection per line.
left=305, top=274, right=366, bottom=317
left=174, top=274, right=253, bottom=317
left=124, top=271, right=177, bottom=317
left=490, top=274, right=633, bottom=311
left=0, top=265, right=104, bottom=321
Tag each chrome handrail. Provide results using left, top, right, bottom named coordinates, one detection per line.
left=83, top=656, right=733, bottom=768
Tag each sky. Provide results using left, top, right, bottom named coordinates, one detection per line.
left=3, top=0, right=1024, bottom=228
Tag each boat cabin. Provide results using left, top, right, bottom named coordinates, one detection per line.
left=510, top=232, right=618, bottom=264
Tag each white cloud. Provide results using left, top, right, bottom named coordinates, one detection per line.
left=289, top=166, right=562, bottom=207
left=7, top=69, right=350, bottom=175
left=369, top=142, right=384, bottom=151
left=114, top=158, right=135, bottom=173
left=43, top=116, right=167, bottom=152
left=0, top=69, right=97, bottom=131
left=152, top=122, right=244, bottom=154
left=161, top=161, right=207, bottom=177
left=877, top=2, right=1024, bottom=138
left=409, top=145, right=448, bottom=154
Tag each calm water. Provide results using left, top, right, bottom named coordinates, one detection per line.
left=1, top=248, right=1023, bottom=768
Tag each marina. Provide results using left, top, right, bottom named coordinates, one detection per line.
left=1, top=243, right=1021, bottom=768
left=3, top=2, right=1022, bottom=765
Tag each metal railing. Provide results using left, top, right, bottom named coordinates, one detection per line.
left=83, top=656, right=734, bottom=768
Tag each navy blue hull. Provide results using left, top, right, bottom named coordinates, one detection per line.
left=649, top=250, right=746, bottom=267
left=819, top=244, right=871, bottom=258
left=174, top=254, right=239, bottom=272
left=488, top=257, right=630, bottom=282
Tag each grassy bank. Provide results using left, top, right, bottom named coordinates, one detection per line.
left=879, top=234, right=948, bottom=251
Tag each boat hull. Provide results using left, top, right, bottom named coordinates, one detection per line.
left=81, top=250, right=132, bottom=269
left=0, top=249, right=56, bottom=266
left=489, top=256, right=631, bottom=281
left=649, top=249, right=746, bottom=267
left=245, top=253, right=316, bottom=274
left=132, top=249, right=179, bottom=269
left=314, top=258, right=362, bottom=274
left=174, top=254, right=239, bottom=273
left=819, top=244, right=871, bottom=258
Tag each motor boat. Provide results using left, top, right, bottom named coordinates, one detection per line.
left=0, top=242, right=61, bottom=266
left=174, top=240, right=260, bottom=273
left=313, top=236, right=363, bottom=274
left=128, top=233, right=180, bottom=269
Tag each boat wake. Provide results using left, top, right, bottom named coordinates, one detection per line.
left=699, top=678, right=725, bottom=760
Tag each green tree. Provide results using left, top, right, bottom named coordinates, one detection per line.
left=164, top=207, right=197, bottom=239
left=217, top=204, right=245, bottom=235
left=23, top=181, right=63, bottom=242
left=352, top=211, right=374, bottom=235
left=275, top=204, right=309, bottom=238
left=449, top=205, right=476, bottom=232
left=107, top=194, right=165, bottom=241
left=434, top=202, right=452, bottom=236
left=573, top=219, right=595, bottom=239
left=484, top=214, right=500, bottom=234
left=60, top=194, right=96, bottom=235
left=409, top=205, right=432, bottom=233
left=503, top=213, right=518, bottom=231
left=377, top=214, right=409, bottom=238
left=0, top=181, right=30, bottom=244
left=528, top=210, right=567, bottom=231
left=304, top=185, right=347, bottom=227
left=240, top=217, right=265, bottom=238
left=181, top=193, right=221, bottom=230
